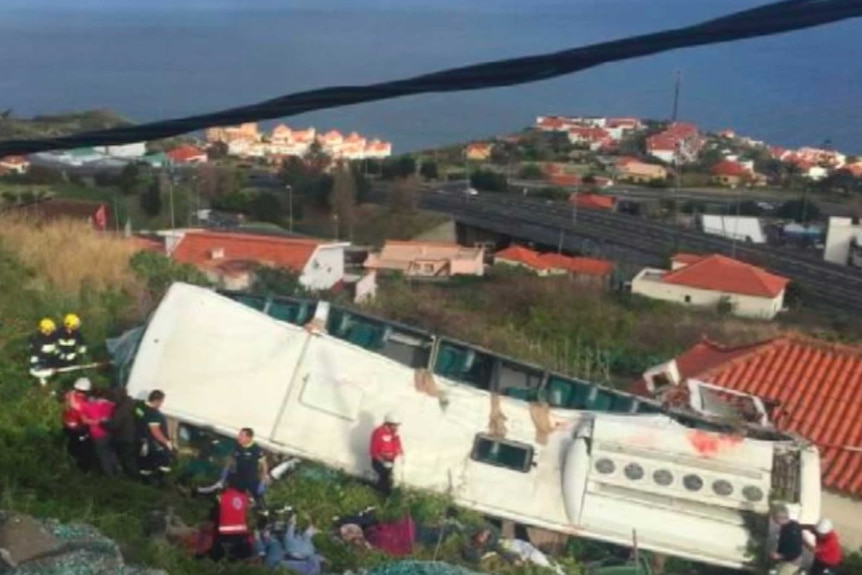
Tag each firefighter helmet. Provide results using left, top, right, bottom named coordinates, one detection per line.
left=64, top=313, right=81, bottom=330
left=38, top=318, right=56, bottom=334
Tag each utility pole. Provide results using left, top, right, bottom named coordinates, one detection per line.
left=671, top=70, right=682, bottom=123
left=731, top=186, right=743, bottom=259
left=671, top=70, right=683, bottom=251
left=287, top=184, right=294, bottom=232
left=168, top=166, right=176, bottom=231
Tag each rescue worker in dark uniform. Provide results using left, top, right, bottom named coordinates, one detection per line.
left=106, top=386, right=139, bottom=478
left=221, top=428, right=270, bottom=513
left=62, top=377, right=94, bottom=472
left=29, top=318, right=59, bottom=378
left=56, top=313, right=87, bottom=368
left=136, top=390, right=173, bottom=485
left=209, top=475, right=253, bottom=562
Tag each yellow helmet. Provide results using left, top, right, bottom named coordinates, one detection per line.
left=39, top=318, right=56, bottom=334
left=63, top=314, right=81, bottom=330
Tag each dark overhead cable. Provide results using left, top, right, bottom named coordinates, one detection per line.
left=1, top=0, right=859, bottom=156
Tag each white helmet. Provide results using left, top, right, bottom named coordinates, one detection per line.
left=73, top=378, right=92, bottom=392
left=384, top=411, right=400, bottom=425
left=816, top=519, right=833, bottom=535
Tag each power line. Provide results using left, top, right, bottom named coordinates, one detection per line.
left=0, top=0, right=859, bottom=157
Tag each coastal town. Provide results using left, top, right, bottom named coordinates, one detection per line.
left=1, top=107, right=862, bottom=575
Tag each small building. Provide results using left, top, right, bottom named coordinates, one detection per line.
left=94, top=142, right=147, bottom=158
left=0, top=155, right=30, bottom=175
left=700, top=214, right=766, bottom=244
left=630, top=335, right=862, bottom=549
left=465, top=143, right=493, bottom=162
left=630, top=253, right=789, bottom=319
left=616, top=160, right=668, bottom=183
left=169, top=230, right=348, bottom=291
left=166, top=145, right=208, bottom=165
left=823, top=216, right=862, bottom=267
left=364, top=240, right=484, bottom=278
left=2, top=198, right=110, bottom=231
left=495, top=244, right=613, bottom=286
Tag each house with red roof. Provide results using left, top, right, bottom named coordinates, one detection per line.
left=631, top=334, right=862, bottom=548
left=646, top=122, right=704, bottom=164
left=495, top=244, right=613, bottom=285
left=465, top=142, right=493, bottom=161
left=364, top=241, right=484, bottom=278
left=631, top=253, right=789, bottom=319
left=167, top=145, right=208, bottom=164
left=567, top=127, right=612, bottom=151
left=169, top=230, right=349, bottom=291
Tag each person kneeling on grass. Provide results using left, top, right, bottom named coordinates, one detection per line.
left=254, top=512, right=325, bottom=575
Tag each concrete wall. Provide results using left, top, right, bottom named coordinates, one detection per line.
left=821, top=490, right=862, bottom=551
left=631, top=268, right=784, bottom=319
left=824, top=217, right=862, bottom=266
left=301, top=245, right=345, bottom=290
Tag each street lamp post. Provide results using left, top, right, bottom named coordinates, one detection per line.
left=168, top=167, right=176, bottom=231
left=287, top=184, right=294, bottom=233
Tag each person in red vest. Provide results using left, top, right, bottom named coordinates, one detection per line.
left=369, top=412, right=403, bottom=497
left=209, top=475, right=253, bottom=562
left=803, top=519, right=842, bottom=575
left=62, top=378, right=94, bottom=472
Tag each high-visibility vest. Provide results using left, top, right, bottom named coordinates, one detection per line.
left=217, top=489, right=249, bottom=535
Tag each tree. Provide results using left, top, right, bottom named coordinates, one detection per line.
left=390, top=174, right=421, bottom=213
left=776, top=198, right=821, bottom=222
left=305, top=141, right=331, bottom=173
left=381, top=156, right=417, bottom=180
left=419, top=161, right=439, bottom=181
left=139, top=178, right=163, bottom=217
left=470, top=169, right=508, bottom=192
left=249, top=192, right=285, bottom=224
left=252, top=266, right=305, bottom=297
left=117, top=162, right=141, bottom=195
left=351, top=164, right=372, bottom=204
left=207, top=141, right=229, bottom=160
left=330, top=166, right=357, bottom=240
left=518, top=164, right=544, bottom=180
left=196, top=163, right=219, bottom=200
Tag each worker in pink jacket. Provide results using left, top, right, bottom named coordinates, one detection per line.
left=80, top=390, right=120, bottom=477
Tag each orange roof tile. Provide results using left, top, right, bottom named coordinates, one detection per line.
left=0, top=155, right=28, bottom=165
left=171, top=231, right=320, bottom=275
left=570, top=193, right=615, bottom=210
left=664, top=336, right=862, bottom=497
left=660, top=254, right=788, bottom=297
left=538, top=253, right=613, bottom=277
left=167, top=145, right=206, bottom=163
left=711, top=160, right=751, bottom=177
left=495, top=245, right=549, bottom=270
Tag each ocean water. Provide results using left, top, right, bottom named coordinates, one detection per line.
left=1, top=0, right=860, bottom=153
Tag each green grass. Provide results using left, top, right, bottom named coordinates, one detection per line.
left=0, top=109, right=131, bottom=141
left=0, top=221, right=580, bottom=575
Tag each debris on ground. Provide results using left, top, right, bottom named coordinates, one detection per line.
left=0, top=511, right=166, bottom=575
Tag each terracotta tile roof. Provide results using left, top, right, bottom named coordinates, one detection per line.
left=843, top=163, right=862, bottom=178
left=711, top=160, right=751, bottom=177
left=570, top=193, right=615, bottom=211
left=664, top=335, right=862, bottom=496
left=550, top=174, right=581, bottom=187
left=495, top=245, right=549, bottom=270
left=2, top=198, right=108, bottom=225
left=568, top=126, right=610, bottom=141
left=171, top=231, right=320, bottom=275
left=660, top=254, right=788, bottom=297
left=538, top=253, right=613, bottom=277
left=0, top=155, right=28, bottom=165
left=167, top=145, right=207, bottom=163
left=496, top=245, right=612, bottom=276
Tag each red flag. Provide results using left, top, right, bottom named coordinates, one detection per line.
left=93, top=205, right=107, bottom=231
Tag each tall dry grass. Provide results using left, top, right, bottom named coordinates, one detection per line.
left=0, top=214, right=140, bottom=295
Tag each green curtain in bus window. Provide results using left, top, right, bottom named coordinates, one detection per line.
left=236, top=294, right=267, bottom=311
left=433, top=344, right=465, bottom=379
left=472, top=436, right=532, bottom=472
left=267, top=301, right=300, bottom=323
left=503, top=387, right=535, bottom=402
left=544, top=377, right=574, bottom=408
left=635, top=401, right=662, bottom=414
left=589, top=389, right=614, bottom=411
left=608, top=395, right=636, bottom=413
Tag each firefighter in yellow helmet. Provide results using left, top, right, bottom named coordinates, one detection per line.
left=57, top=313, right=87, bottom=368
left=29, top=318, right=59, bottom=376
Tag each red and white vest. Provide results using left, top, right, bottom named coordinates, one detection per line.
left=217, top=488, right=249, bottom=535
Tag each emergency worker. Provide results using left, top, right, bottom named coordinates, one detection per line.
left=803, top=519, right=842, bottom=575
left=221, top=428, right=270, bottom=512
left=209, top=475, right=253, bottom=562
left=62, top=377, right=94, bottom=471
left=56, top=313, right=87, bottom=368
left=29, top=318, right=59, bottom=376
left=136, top=390, right=173, bottom=485
left=369, top=412, right=403, bottom=496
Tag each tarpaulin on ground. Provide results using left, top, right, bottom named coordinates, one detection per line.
left=366, top=515, right=416, bottom=557
left=106, top=325, right=146, bottom=388
left=0, top=512, right=165, bottom=575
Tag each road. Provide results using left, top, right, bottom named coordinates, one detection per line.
left=505, top=179, right=853, bottom=217
left=370, top=182, right=862, bottom=312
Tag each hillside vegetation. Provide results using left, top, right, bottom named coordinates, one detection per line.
left=0, top=109, right=132, bottom=142
left=0, top=217, right=585, bottom=575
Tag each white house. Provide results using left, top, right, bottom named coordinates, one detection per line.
left=168, top=230, right=350, bottom=292
left=823, top=217, right=862, bottom=267
left=631, top=253, right=789, bottom=319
